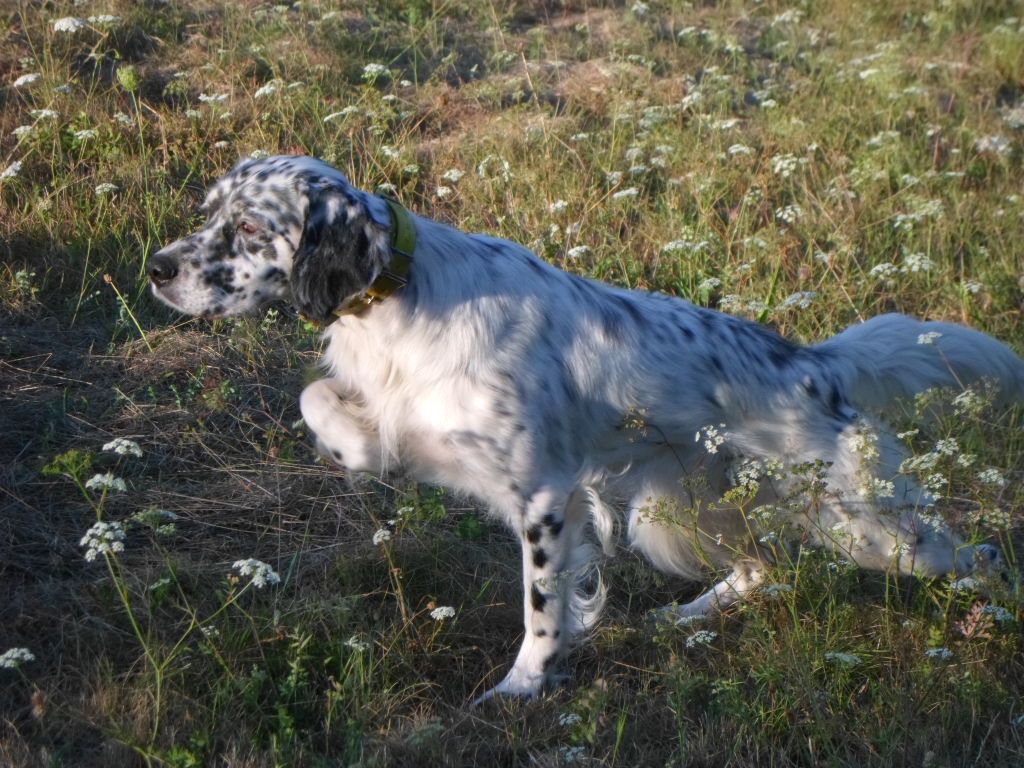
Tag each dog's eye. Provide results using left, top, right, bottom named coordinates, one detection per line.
left=238, top=220, right=259, bottom=235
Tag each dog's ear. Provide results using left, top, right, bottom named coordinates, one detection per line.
left=290, top=183, right=390, bottom=322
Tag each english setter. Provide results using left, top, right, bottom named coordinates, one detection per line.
left=150, top=155, right=1023, bottom=702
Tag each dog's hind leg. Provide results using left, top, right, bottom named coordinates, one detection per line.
left=655, top=562, right=764, bottom=623
left=299, top=378, right=383, bottom=473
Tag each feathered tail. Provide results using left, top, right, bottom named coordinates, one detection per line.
left=814, top=313, right=1024, bottom=413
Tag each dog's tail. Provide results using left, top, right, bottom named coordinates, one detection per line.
left=814, top=313, right=1024, bottom=414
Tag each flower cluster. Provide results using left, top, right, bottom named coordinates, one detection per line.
left=0, top=647, right=35, bottom=669
left=695, top=424, right=727, bottom=454
left=80, top=521, right=127, bottom=561
left=429, top=605, right=456, bottom=621
left=231, top=559, right=281, bottom=588
left=102, top=437, right=143, bottom=457
left=685, top=629, right=718, bottom=649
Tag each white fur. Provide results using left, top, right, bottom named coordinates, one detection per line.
left=152, top=156, right=1023, bottom=702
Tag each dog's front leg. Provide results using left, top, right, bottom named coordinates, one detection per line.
left=299, top=378, right=383, bottom=474
left=474, top=486, right=575, bottom=704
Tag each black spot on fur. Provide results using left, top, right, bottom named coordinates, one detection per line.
left=530, top=584, right=547, bottom=611
left=541, top=513, right=564, bottom=537
left=533, top=548, right=548, bottom=568
left=526, top=525, right=543, bottom=544
left=535, top=628, right=547, bottom=637
left=542, top=652, right=559, bottom=672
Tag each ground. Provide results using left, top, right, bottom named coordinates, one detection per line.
left=1, top=1, right=1023, bottom=766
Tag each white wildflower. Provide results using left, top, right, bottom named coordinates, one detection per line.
left=778, top=291, right=817, bottom=310
left=824, top=651, right=862, bottom=666
left=983, top=606, right=1013, bottom=624
left=962, top=280, right=984, bottom=294
left=864, top=477, right=896, bottom=499
left=549, top=199, right=569, bottom=215
left=604, top=170, right=624, bottom=186
left=697, top=277, right=721, bottom=293
left=79, top=520, right=127, bottom=561
left=323, top=106, right=360, bottom=122
left=31, top=109, right=58, bottom=120
left=611, top=187, right=639, bottom=201
left=869, top=262, right=899, bottom=280
left=85, top=472, right=127, bottom=492
left=696, top=424, right=727, bottom=454
left=866, top=130, right=900, bottom=148
left=113, top=112, right=133, bottom=126
left=249, top=149, right=269, bottom=160
left=231, top=558, right=281, bottom=588
left=934, top=438, right=958, bottom=456
left=916, top=331, right=942, bottom=345
left=662, top=238, right=709, bottom=254
left=362, top=63, right=389, bottom=82
left=901, top=251, right=934, bottom=273
left=560, top=746, right=586, bottom=764
left=440, top=168, right=465, bottom=184
left=73, top=128, right=98, bottom=141
left=764, top=583, right=793, bottom=596
left=435, top=185, right=454, bottom=199
left=345, top=635, right=370, bottom=652
left=198, top=93, right=229, bottom=104
left=924, top=647, right=953, bottom=660
left=53, top=17, right=87, bottom=33
left=254, top=80, right=282, bottom=98
left=13, top=73, right=41, bottom=88
left=477, top=154, right=512, bottom=181
left=429, top=605, right=455, bottom=620
left=0, top=648, right=35, bottom=669
left=13, top=125, right=35, bottom=139
left=685, top=629, right=718, bottom=648
left=631, top=1, right=650, bottom=16
left=728, top=143, right=753, bottom=157
left=771, top=154, right=804, bottom=178
left=0, top=161, right=22, bottom=181
left=566, top=245, right=591, bottom=259
left=102, top=437, right=142, bottom=457
left=372, top=528, right=392, bottom=545
left=956, top=453, right=976, bottom=468
left=402, top=163, right=420, bottom=176
left=94, top=183, right=119, bottom=195
left=775, top=204, right=802, bottom=224
left=977, top=468, right=1006, bottom=487
left=87, top=15, right=121, bottom=26
left=975, top=135, right=1011, bottom=156
left=558, top=712, right=582, bottom=727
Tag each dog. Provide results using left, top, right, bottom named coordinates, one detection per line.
left=150, top=155, right=1023, bottom=702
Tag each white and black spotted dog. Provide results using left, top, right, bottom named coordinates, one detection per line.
left=150, top=155, right=1023, bottom=702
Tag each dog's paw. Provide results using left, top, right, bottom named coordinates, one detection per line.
left=471, top=667, right=560, bottom=707
left=973, top=543, right=1005, bottom=574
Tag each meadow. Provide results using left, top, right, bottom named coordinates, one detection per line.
left=1, top=0, right=1023, bottom=765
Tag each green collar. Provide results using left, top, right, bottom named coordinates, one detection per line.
left=331, top=196, right=415, bottom=317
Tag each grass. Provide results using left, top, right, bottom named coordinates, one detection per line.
left=1, top=0, right=1023, bottom=765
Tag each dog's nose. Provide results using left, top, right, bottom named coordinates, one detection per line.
left=148, top=253, right=179, bottom=286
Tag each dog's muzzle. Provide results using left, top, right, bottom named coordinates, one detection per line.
left=148, top=253, right=179, bottom=287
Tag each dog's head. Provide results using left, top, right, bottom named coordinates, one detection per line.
left=148, top=156, right=394, bottom=322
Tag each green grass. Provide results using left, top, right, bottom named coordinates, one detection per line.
left=1, top=1, right=1023, bottom=765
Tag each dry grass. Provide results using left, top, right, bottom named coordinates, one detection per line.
left=2, top=0, right=1024, bottom=766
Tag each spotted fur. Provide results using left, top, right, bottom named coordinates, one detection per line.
left=151, top=155, right=1023, bottom=702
